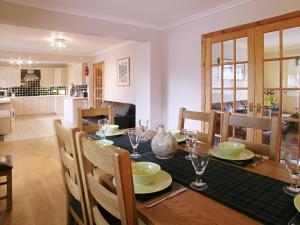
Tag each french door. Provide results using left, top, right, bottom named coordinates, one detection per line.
left=203, top=15, right=300, bottom=154
left=93, top=62, right=104, bottom=108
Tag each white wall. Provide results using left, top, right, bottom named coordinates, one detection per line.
left=93, top=42, right=151, bottom=124
left=164, top=0, right=300, bottom=129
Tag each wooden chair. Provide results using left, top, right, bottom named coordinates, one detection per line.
left=0, top=155, right=13, bottom=211
left=76, top=131, right=140, bottom=225
left=53, top=119, right=88, bottom=225
left=221, top=112, right=280, bottom=161
left=178, top=107, right=217, bottom=147
left=77, top=106, right=114, bottom=133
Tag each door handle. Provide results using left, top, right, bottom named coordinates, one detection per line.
left=256, top=103, right=262, bottom=113
left=249, top=102, right=254, bottom=112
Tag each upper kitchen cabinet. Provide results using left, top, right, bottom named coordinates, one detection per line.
left=68, top=63, right=88, bottom=85
left=0, top=68, right=21, bottom=87
left=40, top=68, right=54, bottom=86
left=53, top=68, right=68, bottom=86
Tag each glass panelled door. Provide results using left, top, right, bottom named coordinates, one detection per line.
left=205, top=29, right=255, bottom=143
left=256, top=18, right=300, bottom=154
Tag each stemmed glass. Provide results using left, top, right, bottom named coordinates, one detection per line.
left=283, top=148, right=300, bottom=196
left=190, top=149, right=210, bottom=191
left=184, top=129, right=198, bottom=160
left=138, top=119, right=149, bottom=142
left=128, top=128, right=142, bottom=159
left=98, top=118, right=108, bottom=141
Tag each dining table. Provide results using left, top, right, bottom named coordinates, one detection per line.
left=89, top=130, right=298, bottom=225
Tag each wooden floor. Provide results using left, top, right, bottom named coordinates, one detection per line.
left=0, top=136, right=66, bottom=225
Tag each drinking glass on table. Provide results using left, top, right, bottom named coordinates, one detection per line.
left=283, top=148, right=300, bottom=196
left=184, top=129, right=198, bottom=160
left=138, top=119, right=149, bottom=142
left=190, top=149, right=210, bottom=191
left=98, top=118, right=108, bottom=140
left=128, top=128, right=142, bottom=159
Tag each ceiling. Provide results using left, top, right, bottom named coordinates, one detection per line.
left=0, top=24, right=129, bottom=57
left=4, top=0, right=251, bottom=29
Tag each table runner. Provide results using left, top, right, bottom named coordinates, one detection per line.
left=90, top=134, right=298, bottom=225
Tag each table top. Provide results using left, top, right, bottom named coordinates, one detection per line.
left=135, top=135, right=291, bottom=225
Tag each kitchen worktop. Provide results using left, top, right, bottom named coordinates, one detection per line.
left=0, top=98, right=11, bottom=104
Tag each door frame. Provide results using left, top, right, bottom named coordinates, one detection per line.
left=93, top=61, right=104, bottom=108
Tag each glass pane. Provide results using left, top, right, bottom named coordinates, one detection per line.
left=212, top=42, right=221, bottom=65
left=236, top=37, right=248, bottom=62
left=263, top=90, right=280, bottom=117
left=211, top=89, right=221, bottom=111
left=283, top=59, right=300, bottom=88
left=234, top=127, right=247, bottom=140
left=212, top=66, right=221, bottom=88
left=223, top=64, right=234, bottom=88
left=236, top=90, right=248, bottom=114
left=264, top=61, right=280, bottom=88
left=281, top=121, right=299, bottom=154
left=283, top=26, right=300, bottom=57
left=264, top=31, right=280, bottom=59
left=282, top=90, right=300, bottom=115
left=236, top=63, right=248, bottom=88
left=223, top=90, right=234, bottom=112
left=223, top=40, right=234, bottom=63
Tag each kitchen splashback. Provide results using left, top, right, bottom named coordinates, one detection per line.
left=0, top=86, right=68, bottom=97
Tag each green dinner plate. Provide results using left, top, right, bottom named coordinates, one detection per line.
left=96, top=129, right=125, bottom=137
left=113, top=170, right=172, bottom=194
left=210, top=148, right=255, bottom=161
left=294, top=194, right=300, bottom=212
left=94, top=139, right=114, bottom=147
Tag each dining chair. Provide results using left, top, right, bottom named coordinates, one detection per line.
left=0, top=155, right=13, bottom=211
left=221, top=112, right=280, bottom=161
left=76, top=131, right=142, bottom=225
left=77, top=106, right=114, bottom=133
left=178, top=107, right=217, bottom=147
left=53, top=119, right=88, bottom=225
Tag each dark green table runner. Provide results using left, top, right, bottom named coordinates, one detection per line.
left=90, top=134, right=298, bottom=225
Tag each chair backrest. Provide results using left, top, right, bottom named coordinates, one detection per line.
left=76, top=131, right=138, bottom=225
left=53, top=119, right=88, bottom=224
left=178, top=107, right=217, bottom=147
left=221, top=112, right=280, bottom=161
left=77, top=106, right=114, bottom=133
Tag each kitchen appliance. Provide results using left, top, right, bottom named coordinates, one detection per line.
left=0, top=90, right=8, bottom=98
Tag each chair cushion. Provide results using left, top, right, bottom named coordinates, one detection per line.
left=0, top=155, right=13, bottom=171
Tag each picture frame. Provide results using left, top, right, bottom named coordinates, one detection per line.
left=117, top=57, right=130, bottom=86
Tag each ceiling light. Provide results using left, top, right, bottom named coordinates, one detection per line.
left=10, top=58, right=39, bottom=66
left=50, top=38, right=67, bottom=49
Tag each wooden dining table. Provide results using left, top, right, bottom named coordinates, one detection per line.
left=132, top=132, right=292, bottom=225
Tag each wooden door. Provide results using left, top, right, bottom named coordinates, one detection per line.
left=93, top=62, right=104, bottom=108
left=203, top=29, right=255, bottom=143
left=255, top=17, right=300, bottom=153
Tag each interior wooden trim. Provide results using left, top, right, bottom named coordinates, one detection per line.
left=202, top=10, right=300, bottom=38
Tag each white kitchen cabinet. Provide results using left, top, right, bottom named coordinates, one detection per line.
left=11, top=98, right=23, bottom=115
left=47, top=96, right=55, bottom=113
left=23, top=97, right=39, bottom=114
left=55, top=96, right=65, bottom=116
left=40, top=68, right=54, bottom=86
left=0, top=68, right=6, bottom=87
left=0, top=68, right=20, bottom=87
left=68, top=63, right=87, bottom=86
left=64, top=97, right=88, bottom=125
left=53, top=68, right=68, bottom=86
left=39, top=96, right=48, bottom=113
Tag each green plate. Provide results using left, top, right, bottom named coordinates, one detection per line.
left=94, top=139, right=114, bottom=147
left=96, top=129, right=125, bottom=137
left=174, top=134, right=186, bottom=143
left=210, top=148, right=254, bottom=161
left=113, top=170, right=172, bottom=194
left=294, top=194, right=300, bottom=212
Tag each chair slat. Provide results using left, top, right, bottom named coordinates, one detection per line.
left=183, top=110, right=210, bottom=122
left=65, top=173, right=81, bottom=201
left=87, top=174, right=120, bottom=219
left=93, top=206, right=110, bottom=225
left=228, top=115, right=272, bottom=130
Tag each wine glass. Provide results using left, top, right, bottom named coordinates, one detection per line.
left=98, top=118, right=108, bottom=140
left=190, top=150, right=210, bottom=191
left=128, top=128, right=142, bottom=159
left=138, top=119, right=149, bottom=142
left=184, top=129, right=198, bottom=160
left=283, top=148, right=300, bottom=196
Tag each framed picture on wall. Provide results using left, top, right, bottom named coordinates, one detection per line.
left=117, top=57, right=130, bottom=86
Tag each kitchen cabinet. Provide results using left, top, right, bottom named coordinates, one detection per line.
left=0, top=68, right=20, bottom=87
left=54, top=68, right=68, bottom=86
left=11, top=98, right=23, bottom=115
left=68, top=63, right=87, bottom=86
left=23, top=97, right=39, bottom=114
left=40, top=68, right=54, bottom=86
left=64, top=97, right=88, bottom=125
left=47, top=96, right=55, bottom=113
left=39, top=96, right=48, bottom=113
left=55, top=96, right=65, bottom=116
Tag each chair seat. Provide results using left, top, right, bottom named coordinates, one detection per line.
left=0, top=155, right=13, bottom=171
left=70, top=197, right=121, bottom=225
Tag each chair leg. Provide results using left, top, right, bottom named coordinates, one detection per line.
left=6, top=171, right=12, bottom=211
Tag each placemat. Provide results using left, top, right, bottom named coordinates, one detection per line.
left=91, top=134, right=298, bottom=225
